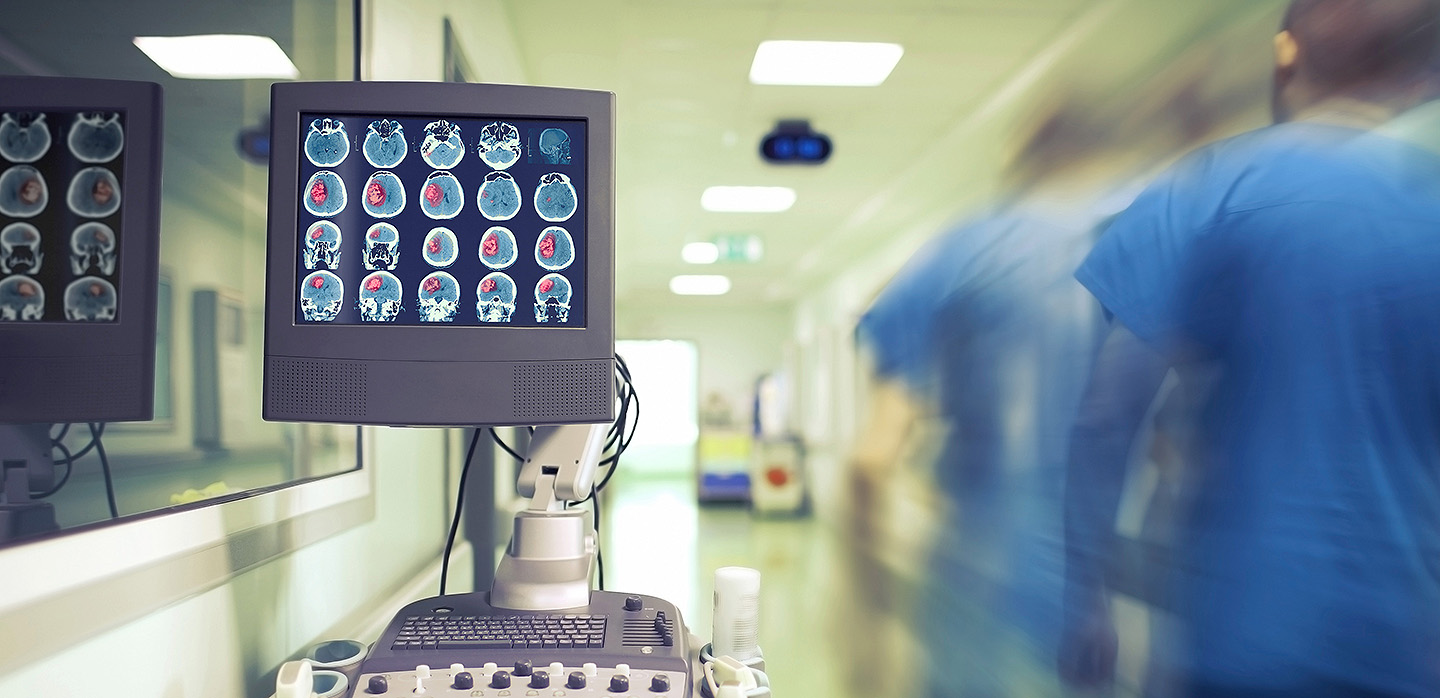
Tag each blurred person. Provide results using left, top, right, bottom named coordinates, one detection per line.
left=848, top=101, right=1145, bottom=697
left=1059, top=1, right=1440, bottom=696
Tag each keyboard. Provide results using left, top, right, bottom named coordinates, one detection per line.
left=392, top=613, right=609, bottom=651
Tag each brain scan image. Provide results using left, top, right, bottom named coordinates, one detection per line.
left=422, top=227, right=458, bottom=268
left=416, top=271, right=460, bottom=323
left=537, top=128, right=572, bottom=165
left=363, top=119, right=406, bottom=168
left=0, top=275, right=44, bottom=322
left=67, top=112, right=124, bottom=164
left=534, top=226, right=574, bottom=271
left=357, top=271, right=403, bottom=322
left=477, top=171, right=521, bottom=221
left=304, top=118, right=350, bottom=168
left=421, top=120, right=464, bottom=169
left=362, top=171, right=406, bottom=218
left=364, top=222, right=400, bottom=271
left=419, top=171, right=463, bottom=220
left=477, top=122, right=522, bottom=170
left=70, top=222, right=116, bottom=276
left=1, top=222, right=43, bottom=275
left=476, top=272, right=516, bottom=323
left=479, top=226, right=517, bottom=270
left=0, top=165, right=48, bottom=218
left=303, top=220, right=342, bottom=270
left=64, top=276, right=117, bottom=322
left=303, top=170, right=346, bottom=218
left=534, top=172, right=577, bottom=222
left=67, top=167, right=121, bottom=218
left=0, top=113, right=51, bottom=163
left=300, top=271, right=344, bottom=322
left=533, top=273, right=573, bottom=323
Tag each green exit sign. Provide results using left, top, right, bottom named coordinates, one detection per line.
left=712, top=234, right=763, bottom=263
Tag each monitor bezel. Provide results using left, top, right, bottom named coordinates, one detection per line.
left=264, top=81, right=615, bottom=366
left=0, top=76, right=162, bottom=423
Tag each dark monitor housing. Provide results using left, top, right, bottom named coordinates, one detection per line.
left=263, top=82, right=615, bottom=427
left=0, top=77, right=163, bottom=424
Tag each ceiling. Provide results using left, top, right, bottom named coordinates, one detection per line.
left=494, top=0, right=1281, bottom=311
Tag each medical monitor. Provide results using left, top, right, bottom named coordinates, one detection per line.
left=263, top=82, right=615, bottom=427
left=0, top=77, right=163, bottom=424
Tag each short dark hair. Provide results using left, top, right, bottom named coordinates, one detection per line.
left=1283, top=0, right=1440, bottom=89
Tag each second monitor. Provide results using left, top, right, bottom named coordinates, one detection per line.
left=263, top=82, right=615, bottom=427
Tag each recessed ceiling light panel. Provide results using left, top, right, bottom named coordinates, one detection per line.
left=682, top=242, right=720, bottom=264
left=701, top=186, right=796, bottom=213
left=670, top=275, right=732, bottom=296
left=134, top=35, right=300, bottom=80
left=749, top=40, right=903, bottom=87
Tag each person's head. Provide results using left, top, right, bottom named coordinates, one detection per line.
left=1273, top=0, right=1440, bottom=122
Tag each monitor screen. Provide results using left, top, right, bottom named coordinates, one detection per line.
left=0, top=77, right=162, bottom=424
left=292, top=114, right=587, bottom=328
left=264, top=82, right=615, bottom=428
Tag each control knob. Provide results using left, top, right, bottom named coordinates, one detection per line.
left=610, top=674, right=630, bottom=692
left=651, top=674, right=671, bottom=692
left=530, top=670, right=550, bottom=688
left=490, top=670, right=511, bottom=689
left=567, top=671, right=588, bottom=690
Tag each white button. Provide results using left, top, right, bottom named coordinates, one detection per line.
left=582, top=663, right=598, bottom=677
left=549, top=662, right=565, bottom=677
left=615, top=664, right=630, bottom=676
left=451, top=663, right=466, bottom=673
left=484, top=662, right=499, bottom=673
left=414, top=674, right=427, bottom=694
left=416, top=665, right=432, bottom=679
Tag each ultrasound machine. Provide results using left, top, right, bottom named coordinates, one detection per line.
left=262, top=81, right=765, bottom=698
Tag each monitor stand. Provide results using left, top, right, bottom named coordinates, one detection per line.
left=344, top=424, right=694, bottom=696
left=0, top=424, right=58, bottom=544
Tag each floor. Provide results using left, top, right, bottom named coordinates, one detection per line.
left=596, top=454, right=1134, bottom=698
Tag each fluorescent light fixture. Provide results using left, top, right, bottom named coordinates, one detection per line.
left=134, top=35, right=300, bottom=79
left=701, top=186, right=796, bottom=213
left=682, top=242, right=720, bottom=265
left=670, top=275, right=732, bottom=296
left=750, top=40, right=904, bottom=86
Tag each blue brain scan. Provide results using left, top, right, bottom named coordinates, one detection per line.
left=479, top=226, right=518, bottom=270
left=534, top=274, right=573, bottom=323
left=67, top=167, right=120, bottom=218
left=422, top=226, right=458, bottom=268
left=0, top=113, right=51, bottom=163
left=419, top=171, right=463, bottom=220
left=478, top=121, right=522, bottom=170
left=0, top=165, right=48, bottom=218
left=358, top=271, right=403, bottom=322
left=362, top=171, right=406, bottom=218
left=363, top=119, right=406, bottom=168
left=534, top=172, right=577, bottom=222
left=537, top=128, right=572, bottom=165
left=1, top=222, right=43, bottom=275
left=303, top=220, right=342, bottom=271
left=477, top=171, right=521, bottom=221
left=364, top=222, right=400, bottom=271
left=0, top=275, right=44, bottom=322
left=535, top=226, right=574, bottom=271
left=70, top=222, right=116, bottom=276
left=303, top=118, right=349, bottom=168
left=67, top=112, right=124, bottom=164
left=64, top=276, right=116, bottom=322
left=304, top=170, right=346, bottom=218
left=476, top=272, right=516, bottom=323
left=417, top=271, right=460, bottom=323
left=300, top=271, right=344, bottom=322
left=421, top=120, right=464, bottom=169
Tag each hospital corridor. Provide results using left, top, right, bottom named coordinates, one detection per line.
left=5, top=1, right=1440, bottom=697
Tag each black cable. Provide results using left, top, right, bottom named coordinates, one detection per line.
left=490, top=428, right=524, bottom=462
left=34, top=440, right=74, bottom=499
left=91, top=423, right=118, bottom=519
left=352, top=0, right=363, bottom=81
left=440, top=428, right=483, bottom=596
left=52, top=423, right=71, bottom=442
left=592, top=486, right=604, bottom=590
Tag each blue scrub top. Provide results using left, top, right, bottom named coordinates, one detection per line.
left=1077, top=119, right=1440, bottom=693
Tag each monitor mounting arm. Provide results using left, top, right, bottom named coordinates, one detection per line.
left=490, top=423, right=609, bottom=611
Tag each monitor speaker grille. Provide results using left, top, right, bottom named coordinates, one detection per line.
left=512, top=361, right=612, bottom=422
left=268, top=358, right=368, bottom=419
left=0, top=356, right=143, bottom=421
